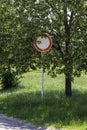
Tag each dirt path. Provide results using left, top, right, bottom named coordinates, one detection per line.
left=0, top=114, right=59, bottom=130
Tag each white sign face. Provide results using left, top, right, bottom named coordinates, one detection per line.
left=34, top=34, right=52, bottom=52
left=36, top=37, right=50, bottom=50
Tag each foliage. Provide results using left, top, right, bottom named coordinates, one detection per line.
left=0, top=0, right=87, bottom=94
left=27, top=0, right=87, bottom=96
left=0, top=66, right=19, bottom=89
left=0, top=0, right=39, bottom=86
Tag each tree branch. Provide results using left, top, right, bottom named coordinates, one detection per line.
left=69, top=12, right=74, bottom=28
left=52, top=33, right=65, bottom=61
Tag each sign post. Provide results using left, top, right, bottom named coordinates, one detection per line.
left=34, top=34, right=52, bottom=100
left=41, top=53, right=44, bottom=99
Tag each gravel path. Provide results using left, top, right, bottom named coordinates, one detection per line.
left=0, top=114, right=59, bottom=130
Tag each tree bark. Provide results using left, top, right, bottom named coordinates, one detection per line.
left=65, top=73, right=72, bottom=97
left=64, top=6, right=73, bottom=97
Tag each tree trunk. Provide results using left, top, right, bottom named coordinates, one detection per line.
left=65, top=73, right=72, bottom=97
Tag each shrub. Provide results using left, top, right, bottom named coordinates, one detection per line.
left=0, top=67, right=19, bottom=89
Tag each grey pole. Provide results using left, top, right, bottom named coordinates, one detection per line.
left=41, top=53, right=44, bottom=100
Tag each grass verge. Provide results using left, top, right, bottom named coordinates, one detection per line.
left=0, top=71, right=87, bottom=130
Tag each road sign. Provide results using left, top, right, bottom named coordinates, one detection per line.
left=34, top=34, right=52, bottom=52
left=34, top=34, right=52, bottom=100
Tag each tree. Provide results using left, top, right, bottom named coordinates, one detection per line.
left=28, top=0, right=87, bottom=96
left=0, top=0, right=38, bottom=89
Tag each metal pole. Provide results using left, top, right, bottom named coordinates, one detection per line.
left=41, top=53, right=44, bottom=100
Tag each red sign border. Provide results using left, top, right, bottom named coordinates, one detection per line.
left=34, top=34, right=52, bottom=53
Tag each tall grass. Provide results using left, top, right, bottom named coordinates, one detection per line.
left=0, top=71, right=87, bottom=130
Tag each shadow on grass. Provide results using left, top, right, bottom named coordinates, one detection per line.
left=0, top=89, right=87, bottom=128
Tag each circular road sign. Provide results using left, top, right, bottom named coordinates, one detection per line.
left=34, top=34, right=52, bottom=52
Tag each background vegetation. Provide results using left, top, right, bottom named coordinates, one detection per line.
left=0, top=0, right=87, bottom=95
left=0, top=0, right=87, bottom=129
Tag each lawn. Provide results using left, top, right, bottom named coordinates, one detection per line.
left=0, top=70, right=87, bottom=130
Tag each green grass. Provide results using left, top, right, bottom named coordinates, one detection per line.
left=0, top=70, right=87, bottom=130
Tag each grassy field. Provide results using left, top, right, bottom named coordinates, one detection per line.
left=0, top=70, right=87, bottom=130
